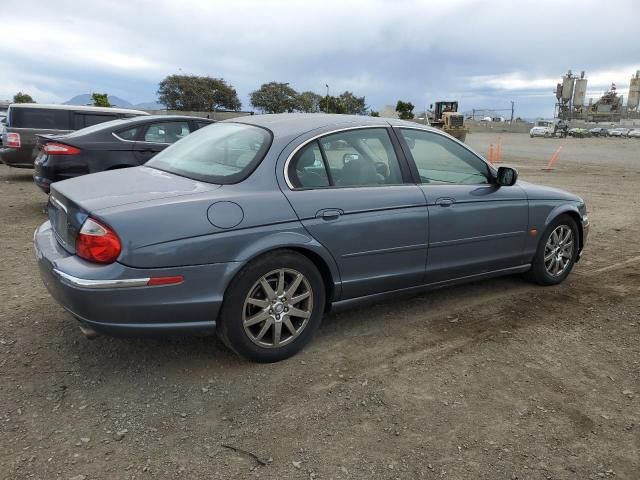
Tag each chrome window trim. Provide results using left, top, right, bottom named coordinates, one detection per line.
left=111, top=131, right=171, bottom=146
left=111, top=131, right=135, bottom=143
left=53, top=269, right=150, bottom=289
left=283, top=124, right=390, bottom=190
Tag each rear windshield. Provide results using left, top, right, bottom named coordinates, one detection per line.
left=147, top=123, right=272, bottom=184
left=64, top=118, right=131, bottom=137
left=9, top=107, right=71, bottom=129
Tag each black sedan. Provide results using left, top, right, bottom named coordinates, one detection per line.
left=33, top=115, right=214, bottom=193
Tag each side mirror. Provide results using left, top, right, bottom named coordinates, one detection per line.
left=343, top=153, right=360, bottom=164
left=496, top=166, right=518, bottom=186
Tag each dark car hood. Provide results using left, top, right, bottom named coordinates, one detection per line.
left=51, top=166, right=220, bottom=211
left=518, top=181, right=582, bottom=202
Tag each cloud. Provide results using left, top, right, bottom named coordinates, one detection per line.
left=1, top=0, right=639, bottom=117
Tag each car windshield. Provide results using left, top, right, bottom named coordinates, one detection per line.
left=147, top=122, right=271, bottom=184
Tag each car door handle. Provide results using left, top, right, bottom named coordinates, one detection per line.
left=317, top=209, right=343, bottom=220
left=435, top=198, right=455, bottom=207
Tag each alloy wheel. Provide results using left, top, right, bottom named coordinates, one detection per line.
left=242, top=268, right=313, bottom=348
left=544, top=225, right=574, bottom=277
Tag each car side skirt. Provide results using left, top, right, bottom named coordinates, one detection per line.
left=330, top=264, right=531, bottom=313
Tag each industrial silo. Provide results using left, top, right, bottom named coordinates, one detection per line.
left=628, top=70, right=640, bottom=111
left=562, top=71, right=575, bottom=102
left=573, top=71, right=588, bottom=107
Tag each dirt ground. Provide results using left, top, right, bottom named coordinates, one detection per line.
left=1, top=132, right=639, bottom=480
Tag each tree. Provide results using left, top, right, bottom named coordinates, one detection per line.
left=91, top=93, right=111, bottom=107
left=296, top=91, right=323, bottom=113
left=395, top=100, right=415, bottom=120
left=157, top=74, right=241, bottom=111
left=338, top=91, right=368, bottom=115
left=13, top=92, right=34, bottom=103
left=250, top=82, right=299, bottom=113
left=370, top=111, right=380, bottom=117
left=319, top=91, right=367, bottom=114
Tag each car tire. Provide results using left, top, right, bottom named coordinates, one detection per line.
left=526, top=214, right=579, bottom=286
left=216, top=250, right=326, bottom=362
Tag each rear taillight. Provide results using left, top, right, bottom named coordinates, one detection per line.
left=76, top=218, right=121, bottom=264
left=43, top=142, right=80, bottom=155
left=6, top=132, right=20, bottom=148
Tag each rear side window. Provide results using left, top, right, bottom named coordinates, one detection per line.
left=289, top=142, right=329, bottom=188
left=9, top=108, right=71, bottom=129
left=72, top=113, right=120, bottom=129
left=288, top=128, right=403, bottom=188
left=116, top=126, right=140, bottom=140
left=143, top=121, right=190, bottom=143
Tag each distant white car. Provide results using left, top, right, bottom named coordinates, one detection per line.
left=530, top=126, right=553, bottom=138
left=608, top=128, right=630, bottom=137
left=627, top=129, right=640, bottom=138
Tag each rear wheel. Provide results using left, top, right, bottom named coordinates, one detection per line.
left=526, top=215, right=579, bottom=285
left=217, top=250, right=325, bottom=362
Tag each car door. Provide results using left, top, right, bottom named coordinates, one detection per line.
left=396, top=128, right=528, bottom=283
left=282, top=127, right=429, bottom=299
left=133, top=120, right=191, bottom=163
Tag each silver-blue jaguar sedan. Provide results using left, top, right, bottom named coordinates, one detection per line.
left=34, top=114, right=589, bottom=362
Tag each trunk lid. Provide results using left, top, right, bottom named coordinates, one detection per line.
left=51, top=166, right=220, bottom=212
left=47, top=192, right=88, bottom=254
left=48, top=166, right=220, bottom=254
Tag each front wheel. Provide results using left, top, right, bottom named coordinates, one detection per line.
left=217, top=250, right=325, bottom=362
left=526, top=215, right=579, bottom=286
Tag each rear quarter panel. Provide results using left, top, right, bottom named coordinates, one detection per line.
left=94, top=135, right=342, bottom=283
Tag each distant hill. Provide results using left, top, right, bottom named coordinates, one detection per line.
left=64, top=94, right=133, bottom=108
left=63, top=94, right=164, bottom=110
left=133, top=101, right=165, bottom=109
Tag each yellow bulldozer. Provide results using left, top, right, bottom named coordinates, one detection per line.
left=429, top=101, right=468, bottom=142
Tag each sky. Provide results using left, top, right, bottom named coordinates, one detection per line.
left=1, top=0, right=639, bottom=118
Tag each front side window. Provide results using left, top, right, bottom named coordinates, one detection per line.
left=144, top=121, right=191, bottom=143
left=400, top=129, right=490, bottom=184
left=147, top=123, right=271, bottom=184
left=289, top=128, right=403, bottom=189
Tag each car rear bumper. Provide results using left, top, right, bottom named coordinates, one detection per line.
left=33, top=173, right=52, bottom=193
left=0, top=147, right=35, bottom=168
left=34, top=221, right=240, bottom=336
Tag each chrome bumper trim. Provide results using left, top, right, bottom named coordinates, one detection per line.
left=53, top=269, right=150, bottom=289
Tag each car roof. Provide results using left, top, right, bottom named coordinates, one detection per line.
left=56, top=115, right=215, bottom=138
left=109, top=114, right=213, bottom=124
left=226, top=113, right=442, bottom=137
left=8, top=103, right=149, bottom=115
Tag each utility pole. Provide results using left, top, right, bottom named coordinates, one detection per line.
left=510, top=101, right=514, bottom=123
left=325, top=84, right=330, bottom=113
